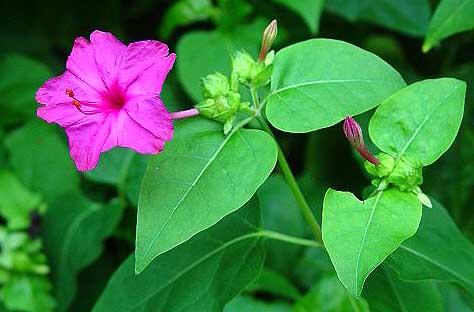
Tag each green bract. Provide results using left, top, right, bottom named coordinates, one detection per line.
left=231, top=50, right=273, bottom=87
left=265, top=39, right=406, bottom=133
left=365, top=154, right=423, bottom=192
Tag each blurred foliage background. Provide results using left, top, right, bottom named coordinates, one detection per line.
left=0, top=0, right=472, bottom=311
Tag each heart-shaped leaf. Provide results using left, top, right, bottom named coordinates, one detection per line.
left=322, top=189, right=422, bottom=297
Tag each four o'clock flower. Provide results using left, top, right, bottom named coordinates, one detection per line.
left=343, top=116, right=380, bottom=165
left=36, top=30, right=176, bottom=171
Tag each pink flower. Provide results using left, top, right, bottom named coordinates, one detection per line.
left=36, top=30, right=176, bottom=171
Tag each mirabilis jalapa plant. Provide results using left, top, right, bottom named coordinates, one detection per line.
left=37, top=19, right=468, bottom=309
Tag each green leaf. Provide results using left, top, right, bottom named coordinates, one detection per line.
left=325, top=0, right=431, bottom=37
left=369, top=78, right=466, bottom=166
left=423, top=0, right=474, bottom=52
left=247, top=268, right=301, bottom=300
left=214, top=0, right=253, bottom=30
left=0, top=130, right=7, bottom=169
left=257, top=174, right=305, bottom=274
left=125, top=154, right=149, bottom=207
left=136, top=118, right=277, bottom=273
left=159, top=0, right=214, bottom=39
left=0, top=171, right=42, bottom=230
left=293, top=275, right=370, bottom=312
left=272, top=0, right=324, bottom=33
left=322, top=189, right=422, bottom=297
left=265, top=39, right=405, bottom=133
left=5, top=121, right=79, bottom=203
left=161, top=74, right=190, bottom=113
left=386, top=199, right=474, bottom=296
left=0, top=54, right=51, bottom=126
left=94, top=199, right=265, bottom=312
left=225, top=296, right=292, bottom=312
left=363, top=267, right=443, bottom=312
left=0, top=275, right=55, bottom=312
left=292, top=248, right=334, bottom=289
left=176, top=19, right=267, bottom=101
left=85, top=148, right=135, bottom=185
left=42, top=194, right=123, bottom=311
left=84, top=148, right=150, bottom=207
left=438, top=283, right=474, bottom=312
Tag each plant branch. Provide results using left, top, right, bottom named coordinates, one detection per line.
left=250, top=88, right=323, bottom=244
left=258, top=230, right=322, bottom=248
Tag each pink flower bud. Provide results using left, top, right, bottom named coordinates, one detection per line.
left=259, top=19, right=278, bottom=63
left=343, top=116, right=380, bottom=165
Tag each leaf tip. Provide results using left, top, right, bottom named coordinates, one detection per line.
left=422, top=41, right=432, bottom=53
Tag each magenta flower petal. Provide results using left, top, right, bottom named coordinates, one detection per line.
left=124, top=96, right=173, bottom=141
left=102, top=110, right=167, bottom=154
left=66, top=37, right=107, bottom=92
left=36, top=71, right=100, bottom=127
left=65, top=114, right=113, bottom=171
left=36, top=30, right=176, bottom=171
left=117, top=40, right=176, bottom=95
left=90, top=30, right=126, bottom=87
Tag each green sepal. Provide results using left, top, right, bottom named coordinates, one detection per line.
left=200, top=72, right=230, bottom=98
left=413, top=186, right=432, bottom=208
left=251, top=64, right=273, bottom=88
left=223, top=116, right=235, bottom=135
left=387, top=157, right=423, bottom=192
left=365, top=154, right=423, bottom=192
left=365, top=153, right=395, bottom=177
left=232, top=50, right=273, bottom=87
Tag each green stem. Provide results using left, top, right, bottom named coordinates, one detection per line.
left=250, top=88, right=323, bottom=244
left=250, top=86, right=260, bottom=109
left=258, top=230, right=322, bottom=248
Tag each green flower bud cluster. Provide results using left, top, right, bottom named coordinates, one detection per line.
left=365, top=153, right=423, bottom=191
left=196, top=72, right=250, bottom=134
left=232, top=50, right=274, bottom=88
left=365, top=153, right=431, bottom=207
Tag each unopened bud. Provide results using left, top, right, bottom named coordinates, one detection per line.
left=196, top=94, right=240, bottom=123
left=343, top=116, right=379, bottom=165
left=259, top=19, right=277, bottom=63
left=232, top=51, right=260, bottom=83
left=200, top=73, right=230, bottom=99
